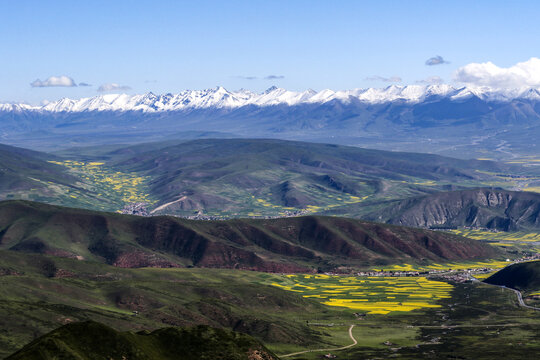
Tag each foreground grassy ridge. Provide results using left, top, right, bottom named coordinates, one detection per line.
left=1, top=250, right=540, bottom=359
left=271, top=274, right=452, bottom=315
left=7, top=321, right=279, bottom=360
left=0, top=251, right=341, bottom=358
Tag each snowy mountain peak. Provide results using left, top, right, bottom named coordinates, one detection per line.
left=3, top=85, right=540, bottom=113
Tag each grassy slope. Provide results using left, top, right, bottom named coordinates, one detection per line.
left=0, top=200, right=502, bottom=271
left=57, top=138, right=526, bottom=217
left=2, top=252, right=539, bottom=360
left=0, top=251, right=336, bottom=358
left=484, top=260, right=540, bottom=292
left=0, top=143, right=77, bottom=194
left=6, top=321, right=279, bottom=360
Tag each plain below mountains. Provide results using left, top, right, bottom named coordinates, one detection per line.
left=366, top=188, right=540, bottom=231
left=6, top=321, right=279, bottom=360
left=0, top=200, right=501, bottom=272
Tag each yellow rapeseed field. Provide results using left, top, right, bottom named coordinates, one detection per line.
left=271, top=274, right=453, bottom=315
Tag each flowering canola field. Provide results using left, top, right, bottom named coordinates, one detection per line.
left=48, top=160, right=155, bottom=207
left=271, top=274, right=453, bottom=315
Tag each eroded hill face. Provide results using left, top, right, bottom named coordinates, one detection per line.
left=0, top=200, right=501, bottom=272
left=367, top=188, right=540, bottom=231
left=6, top=321, right=279, bottom=360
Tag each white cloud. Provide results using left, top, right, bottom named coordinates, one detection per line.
left=416, top=76, right=444, bottom=85
left=454, top=57, right=540, bottom=88
left=31, top=75, right=76, bottom=87
left=365, top=75, right=402, bottom=82
left=97, top=83, right=132, bottom=92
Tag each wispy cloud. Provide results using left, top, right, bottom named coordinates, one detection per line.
left=97, top=83, right=132, bottom=92
left=264, top=75, right=285, bottom=80
left=30, top=75, right=77, bottom=87
left=454, top=57, right=540, bottom=88
left=416, top=76, right=444, bottom=85
left=365, top=75, right=402, bottom=82
left=235, top=75, right=258, bottom=80
left=78, top=82, right=92, bottom=87
left=425, top=55, right=449, bottom=66
left=234, top=75, right=285, bottom=80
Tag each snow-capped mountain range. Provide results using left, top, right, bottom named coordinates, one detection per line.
left=3, top=85, right=540, bottom=113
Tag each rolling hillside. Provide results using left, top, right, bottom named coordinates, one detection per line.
left=365, top=188, right=540, bottom=231
left=484, top=260, right=540, bottom=292
left=61, top=138, right=526, bottom=217
left=6, top=321, right=279, bottom=360
left=0, top=250, right=331, bottom=358
left=0, top=143, right=76, bottom=195
left=0, top=200, right=501, bottom=271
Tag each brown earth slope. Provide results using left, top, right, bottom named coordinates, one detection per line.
left=0, top=200, right=500, bottom=271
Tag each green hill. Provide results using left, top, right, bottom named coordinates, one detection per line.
left=0, top=250, right=331, bottom=358
left=0, top=200, right=501, bottom=271
left=484, top=260, right=540, bottom=293
left=0, top=143, right=77, bottom=195
left=6, top=321, right=279, bottom=360
left=57, top=138, right=525, bottom=217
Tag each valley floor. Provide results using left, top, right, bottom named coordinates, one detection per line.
left=1, top=251, right=540, bottom=359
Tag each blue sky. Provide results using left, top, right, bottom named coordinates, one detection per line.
left=2, top=0, right=540, bottom=104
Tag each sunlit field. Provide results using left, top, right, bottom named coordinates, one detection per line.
left=382, top=259, right=512, bottom=272
left=271, top=274, right=453, bottom=315
left=449, top=229, right=540, bottom=248
left=48, top=160, right=155, bottom=209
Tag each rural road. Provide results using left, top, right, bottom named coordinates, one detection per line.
left=280, top=324, right=357, bottom=358
left=473, top=276, right=540, bottom=311
left=503, top=286, right=540, bottom=311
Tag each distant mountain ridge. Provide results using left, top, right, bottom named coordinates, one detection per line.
left=3, top=85, right=540, bottom=157
left=4, top=85, right=540, bottom=113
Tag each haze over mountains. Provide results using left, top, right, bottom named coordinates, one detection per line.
left=2, top=85, right=540, bottom=158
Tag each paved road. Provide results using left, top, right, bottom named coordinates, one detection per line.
left=503, top=286, right=540, bottom=311
left=475, top=276, right=540, bottom=311
left=280, top=324, right=357, bottom=358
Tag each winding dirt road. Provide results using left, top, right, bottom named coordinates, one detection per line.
left=280, top=324, right=357, bottom=358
